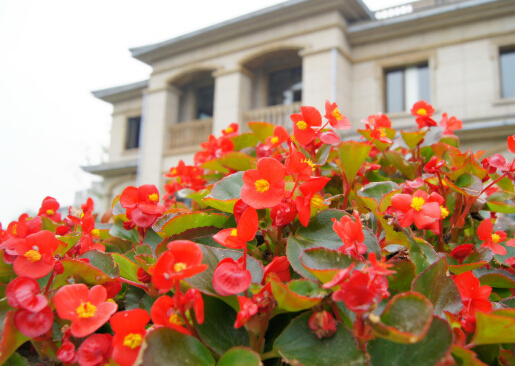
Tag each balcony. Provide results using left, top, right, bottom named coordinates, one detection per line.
left=167, top=118, right=212, bottom=154
left=241, top=102, right=301, bottom=132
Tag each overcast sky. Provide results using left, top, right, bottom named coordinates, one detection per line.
left=0, top=0, right=417, bottom=224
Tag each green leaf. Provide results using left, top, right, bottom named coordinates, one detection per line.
left=0, top=250, right=15, bottom=283
left=446, top=173, right=483, bottom=197
left=315, top=143, right=332, bottom=165
left=135, top=327, right=215, bottom=366
left=274, top=312, right=367, bottom=366
left=270, top=276, right=324, bottom=312
left=111, top=253, right=141, bottom=283
left=485, top=201, right=515, bottom=214
left=337, top=140, right=373, bottom=183
left=52, top=258, right=115, bottom=288
left=217, top=347, right=261, bottom=366
left=196, top=295, right=249, bottom=356
left=210, top=171, right=244, bottom=201
left=451, top=345, right=489, bottom=366
left=55, top=233, right=82, bottom=255
left=124, top=286, right=146, bottom=310
left=247, top=122, right=274, bottom=143
left=401, top=130, right=427, bottom=150
left=474, top=267, right=515, bottom=288
left=201, top=152, right=256, bottom=173
left=0, top=301, right=29, bottom=365
left=230, top=133, right=259, bottom=151
left=368, top=317, right=453, bottom=366
left=4, top=352, right=30, bottom=366
left=368, top=292, right=434, bottom=343
left=110, top=218, right=139, bottom=244
left=384, top=151, right=422, bottom=181
left=101, top=237, right=133, bottom=254
left=358, top=181, right=400, bottom=213
left=471, top=310, right=515, bottom=345
left=80, top=250, right=120, bottom=279
left=287, top=210, right=380, bottom=280
left=411, top=258, right=463, bottom=317
left=300, top=247, right=364, bottom=283
left=358, top=128, right=395, bottom=152
left=403, top=229, right=438, bottom=274
left=184, top=244, right=263, bottom=297
left=387, top=258, right=416, bottom=292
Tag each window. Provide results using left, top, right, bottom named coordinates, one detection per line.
left=267, top=66, right=302, bottom=106
left=125, top=116, right=141, bottom=150
left=500, top=47, right=515, bottom=99
left=196, top=84, right=214, bottom=119
left=385, top=63, right=430, bottom=113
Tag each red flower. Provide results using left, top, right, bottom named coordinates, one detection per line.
left=266, top=125, right=290, bottom=148
left=308, top=310, right=337, bottom=339
left=120, top=184, right=165, bottom=228
left=57, top=340, right=78, bottom=365
left=365, top=253, right=395, bottom=276
left=389, top=190, right=442, bottom=232
left=440, top=112, right=462, bottom=135
left=77, top=333, right=112, bottom=366
left=332, top=211, right=367, bottom=259
left=424, top=156, right=444, bottom=174
left=477, top=219, right=507, bottom=255
left=151, top=240, right=207, bottom=294
left=194, top=134, right=234, bottom=165
left=54, top=284, right=118, bottom=338
left=285, top=143, right=314, bottom=180
left=362, top=113, right=392, bottom=129
left=38, top=196, right=61, bottom=222
left=291, top=106, right=322, bottom=145
left=222, top=122, right=239, bottom=137
left=450, top=244, right=474, bottom=264
left=262, top=256, right=291, bottom=283
left=324, top=101, right=351, bottom=130
left=411, top=101, right=437, bottom=128
left=14, top=230, right=59, bottom=279
left=241, top=157, right=286, bottom=209
left=508, top=134, right=515, bottom=154
left=81, top=197, right=95, bottom=214
left=454, top=271, right=492, bottom=315
left=213, top=208, right=258, bottom=249
left=6, top=276, right=48, bottom=312
left=295, top=177, right=330, bottom=227
left=212, top=257, right=252, bottom=296
left=333, top=271, right=389, bottom=313
left=270, top=198, right=297, bottom=228
left=111, top=309, right=150, bottom=366
left=150, top=296, right=192, bottom=335
left=14, top=306, right=54, bottom=338
left=235, top=296, right=258, bottom=328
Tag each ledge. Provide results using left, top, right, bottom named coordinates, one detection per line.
left=493, top=97, right=515, bottom=106
left=81, top=159, right=138, bottom=177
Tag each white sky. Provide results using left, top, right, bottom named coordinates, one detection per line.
left=0, top=0, right=418, bottom=224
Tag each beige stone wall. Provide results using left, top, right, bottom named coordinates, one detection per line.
left=109, top=97, right=143, bottom=162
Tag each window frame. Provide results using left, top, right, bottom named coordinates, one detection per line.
left=383, top=62, right=430, bottom=114
left=499, top=45, right=515, bottom=100
left=125, top=115, right=141, bottom=150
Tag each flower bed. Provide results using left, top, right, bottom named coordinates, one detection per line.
left=2, top=100, right=515, bottom=366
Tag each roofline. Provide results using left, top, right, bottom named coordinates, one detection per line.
left=130, top=0, right=373, bottom=64
left=91, top=80, right=148, bottom=104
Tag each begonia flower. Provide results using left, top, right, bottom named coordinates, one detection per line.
left=389, top=190, right=442, bottom=232
left=477, top=219, right=507, bottom=255
left=332, top=271, right=389, bottom=313
left=241, top=157, right=286, bottom=209
left=235, top=296, right=258, bottom=328
left=440, top=112, right=462, bottom=135
left=324, top=100, right=351, bottom=130
left=454, top=271, right=492, bottom=315
left=451, top=244, right=474, bottom=264
left=262, top=256, right=291, bottom=283
left=6, top=276, right=48, bottom=312
left=151, top=240, right=207, bottom=294
left=14, top=230, right=59, bottom=279
left=14, top=306, right=54, bottom=338
left=194, top=134, right=234, bottom=165
left=362, top=113, right=392, bottom=129
left=77, top=333, right=112, bottom=366
left=222, top=122, right=239, bottom=137
left=212, top=257, right=252, bottom=296
left=332, top=211, right=367, bottom=259
left=291, top=106, right=322, bottom=145
left=266, top=125, right=290, bottom=148
left=54, top=284, right=118, bottom=338
left=57, top=340, right=78, bottom=365
left=295, top=177, right=330, bottom=227
left=120, top=184, right=165, bottom=228
left=411, top=101, right=437, bottom=128
left=308, top=310, right=337, bottom=339
left=38, top=196, right=62, bottom=222
left=111, top=309, right=150, bottom=366
left=213, top=208, right=258, bottom=249
left=150, top=296, right=192, bottom=335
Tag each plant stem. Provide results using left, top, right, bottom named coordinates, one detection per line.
left=260, top=350, right=280, bottom=361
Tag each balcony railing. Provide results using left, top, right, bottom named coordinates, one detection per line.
left=241, top=102, right=301, bottom=132
left=167, top=118, right=212, bottom=153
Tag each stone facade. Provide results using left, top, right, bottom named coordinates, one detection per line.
left=86, top=0, right=515, bottom=213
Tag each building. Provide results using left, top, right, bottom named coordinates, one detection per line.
left=84, top=0, right=515, bottom=213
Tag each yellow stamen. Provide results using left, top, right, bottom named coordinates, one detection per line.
left=76, top=302, right=97, bottom=318
left=296, top=120, right=307, bottom=130
left=254, top=179, right=270, bottom=193
left=230, top=229, right=238, bottom=236
left=311, top=195, right=324, bottom=209
left=225, top=126, right=233, bottom=133
left=123, top=333, right=142, bottom=349
left=332, top=108, right=343, bottom=120
left=302, top=158, right=316, bottom=172
left=91, top=229, right=100, bottom=238
left=25, top=250, right=41, bottom=263
left=80, top=212, right=84, bottom=219
left=417, top=108, right=427, bottom=116
left=491, top=234, right=501, bottom=244
left=174, top=262, right=187, bottom=272
left=171, top=168, right=177, bottom=175
left=440, top=206, right=449, bottom=219
left=12, top=224, right=17, bottom=236
left=149, top=193, right=159, bottom=202
left=270, top=136, right=279, bottom=144
left=46, top=209, right=55, bottom=216
left=411, top=197, right=425, bottom=211
left=379, top=128, right=387, bottom=138
left=169, top=313, right=184, bottom=326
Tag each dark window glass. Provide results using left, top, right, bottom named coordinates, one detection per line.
left=268, top=66, right=302, bottom=106
left=385, top=63, right=430, bottom=113
left=196, top=85, right=214, bottom=119
left=125, top=116, right=141, bottom=149
left=500, top=48, right=515, bottom=99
